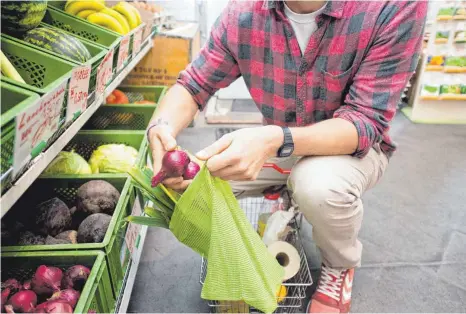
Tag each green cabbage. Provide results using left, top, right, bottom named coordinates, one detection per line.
left=43, top=151, right=92, bottom=175
left=89, top=144, right=139, bottom=174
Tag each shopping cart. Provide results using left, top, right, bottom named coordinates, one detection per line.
left=199, top=163, right=313, bottom=313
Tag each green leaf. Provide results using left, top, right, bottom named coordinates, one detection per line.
left=126, top=215, right=169, bottom=228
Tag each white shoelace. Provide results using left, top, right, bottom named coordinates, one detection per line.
left=316, top=265, right=345, bottom=301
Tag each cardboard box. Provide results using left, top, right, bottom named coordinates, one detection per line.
left=123, top=22, right=200, bottom=86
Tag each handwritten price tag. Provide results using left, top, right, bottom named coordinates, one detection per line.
left=117, top=35, right=130, bottom=71
left=125, top=203, right=142, bottom=256
left=132, top=27, right=143, bottom=58
left=96, top=49, right=114, bottom=102
left=13, top=81, right=67, bottom=176
left=66, top=64, right=91, bottom=122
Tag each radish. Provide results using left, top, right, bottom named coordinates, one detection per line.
left=183, top=161, right=200, bottom=180
left=151, top=150, right=191, bottom=187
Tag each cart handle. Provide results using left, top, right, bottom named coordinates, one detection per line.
left=262, top=163, right=291, bottom=174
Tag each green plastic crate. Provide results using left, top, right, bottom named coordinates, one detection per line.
left=1, top=250, right=114, bottom=313
left=2, top=30, right=107, bottom=102
left=116, top=85, right=168, bottom=103
left=83, top=104, right=156, bottom=131
left=44, top=7, right=123, bottom=74
left=1, top=176, right=135, bottom=299
left=0, top=82, right=41, bottom=194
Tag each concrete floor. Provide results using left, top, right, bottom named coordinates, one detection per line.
left=128, top=110, right=466, bottom=313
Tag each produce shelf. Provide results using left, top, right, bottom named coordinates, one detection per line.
left=0, top=35, right=153, bottom=217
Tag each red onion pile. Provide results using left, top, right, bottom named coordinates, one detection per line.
left=1, top=264, right=92, bottom=313
left=151, top=150, right=200, bottom=187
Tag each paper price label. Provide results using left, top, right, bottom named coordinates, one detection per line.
left=96, top=49, right=114, bottom=101
left=117, top=35, right=130, bottom=71
left=125, top=203, right=142, bottom=256
left=66, top=64, right=91, bottom=122
left=13, top=81, right=67, bottom=176
left=132, top=27, right=143, bottom=57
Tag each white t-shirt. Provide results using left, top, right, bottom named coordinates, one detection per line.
left=284, top=2, right=326, bottom=54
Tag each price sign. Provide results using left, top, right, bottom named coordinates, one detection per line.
left=132, top=27, right=143, bottom=58
left=117, top=35, right=130, bottom=71
left=96, top=49, right=114, bottom=102
left=125, top=203, right=142, bottom=256
left=13, top=81, right=66, bottom=176
left=66, top=64, right=91, bottom=122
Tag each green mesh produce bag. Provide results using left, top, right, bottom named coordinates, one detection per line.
left=169, top=166, right=285, bottom=313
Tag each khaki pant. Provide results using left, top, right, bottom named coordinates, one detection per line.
left=230, top=146, right=389, bottom=269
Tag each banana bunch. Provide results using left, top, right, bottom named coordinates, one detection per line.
left=65, top=1, right=142, bottom=35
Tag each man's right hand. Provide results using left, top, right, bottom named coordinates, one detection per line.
left=148, top=121, right=193, bottom=191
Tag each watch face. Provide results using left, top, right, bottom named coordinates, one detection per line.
left=279, top=144, right=294, bottom=157
left=282, top=147, right=293, bottom=155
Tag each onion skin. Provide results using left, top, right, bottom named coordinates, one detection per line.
left=183, top=161, right=200, bottom=180
left=48, top=289, right=80, bottom=308
left=61, top=265, right=90, bottom=291
left=7, top=290, right=37, bottom=313
left=2, top=279, right=22, bottom=294
left=151, top=150, right=190, bottom=187
left=32, top=265, right=63, bottom=295
left=34, top=301, right=73, bottom=313
left=22, top=280, right=32, bottom=290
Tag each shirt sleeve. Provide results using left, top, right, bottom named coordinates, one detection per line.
left=177, top=2, right=241, bottom=110
left=334, top=1, right=427, bottom=158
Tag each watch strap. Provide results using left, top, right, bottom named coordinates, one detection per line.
left=282, top=126, right=293, bottom=144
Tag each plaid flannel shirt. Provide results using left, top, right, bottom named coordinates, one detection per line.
left=177, top=0, right=427, bottom=158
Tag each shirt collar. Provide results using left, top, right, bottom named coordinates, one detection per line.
left=263, top=0, right=345, bottom=19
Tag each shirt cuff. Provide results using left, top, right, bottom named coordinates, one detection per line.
left=177, top=70, right=213, bottom=111
left=333, top=108, right=378, bottom=158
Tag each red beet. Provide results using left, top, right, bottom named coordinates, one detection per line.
left=151, top=150, right=190, bottom=187
left=34, top=301, right=72, bottom=313
left=48, top=289, right=80, bottom=308
left=183, top=161, right=200, bottom=180
left=61, top=265, right=90, bottom=291
left=7, top=290, right=37, bottom=313
left=31, top=266, right=62, bottom=295
left=2, top=279, right=21, bottom=293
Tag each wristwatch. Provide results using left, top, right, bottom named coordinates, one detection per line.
left=277, top=127, right=294, bottom=157
left=146, top=118, right=168, bottom=139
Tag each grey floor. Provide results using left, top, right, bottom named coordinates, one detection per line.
left=128, top=110, right=466, bottom=313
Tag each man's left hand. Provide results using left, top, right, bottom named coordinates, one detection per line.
left=195, top=125, right=283, bottom=181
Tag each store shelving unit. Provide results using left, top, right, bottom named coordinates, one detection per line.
left=402, top=4, right=466, bottom=124
left=0, top=37, right=153, bottom=216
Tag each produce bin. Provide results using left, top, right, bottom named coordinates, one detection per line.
left=82, top=86, right=167, bottom=131
left=0, top=82, right=40, bottom=194
left=2, top=30, right=107, bottom=105
left=1, top=176, right=136, bottom=300
left=1, top=251, right=114, bottom=313
left=1, top=36, right=75, bottom=147
left=43, top=7, right=124, bottom=75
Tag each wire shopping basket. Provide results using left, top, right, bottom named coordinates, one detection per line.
left=199, top=164, right=313, bottom=313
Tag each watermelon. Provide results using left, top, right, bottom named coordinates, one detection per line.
left=1, top=1, right=48, bottom=35
left=23, top=27, right=91, bottom=63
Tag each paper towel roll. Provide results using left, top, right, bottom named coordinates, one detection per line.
left=267, top=241, right=301, bottom=281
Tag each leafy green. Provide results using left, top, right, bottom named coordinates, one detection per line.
left=438, top=7, right=455, bottom=16
left=423, top=85, right=439, bottom=93
left=43, top=151, right=91, bottom=175
left=89, top=144, right=138, bottom=174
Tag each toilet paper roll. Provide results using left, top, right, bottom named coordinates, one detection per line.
left=267, top=241, right=301, bottom=281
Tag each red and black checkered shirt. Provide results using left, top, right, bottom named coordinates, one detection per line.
left=177, top=1, right=427, bottom=158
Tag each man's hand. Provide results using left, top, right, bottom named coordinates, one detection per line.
left=196, top=125, right=283, bottom=181
left=148, top=121, right=192, bottom=190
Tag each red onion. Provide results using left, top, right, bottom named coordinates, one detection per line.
left=87, top=310, right=96, bottom=314
left=1, top=288, right=11, bottom=307
left=183, top=161, right=200, bottom=180
left=151, top=150, right=190, bottom=187
left=32, top=265, right=62, bottom=295
left=4, top=305, right=15, bottom=313
left=61, top=265, right=90, bottom=291
left=22, top=280, right=32, bottom=290
left=7, top=290, right=37, bottom=313
left=2, top=279, right=21, bottom=293
left=48, top=289, right=80, bottom=308
left=34, top=301, right=72, bottom=313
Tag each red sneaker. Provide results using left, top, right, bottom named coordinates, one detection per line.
left=307, top=264, right=354, bottom=313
